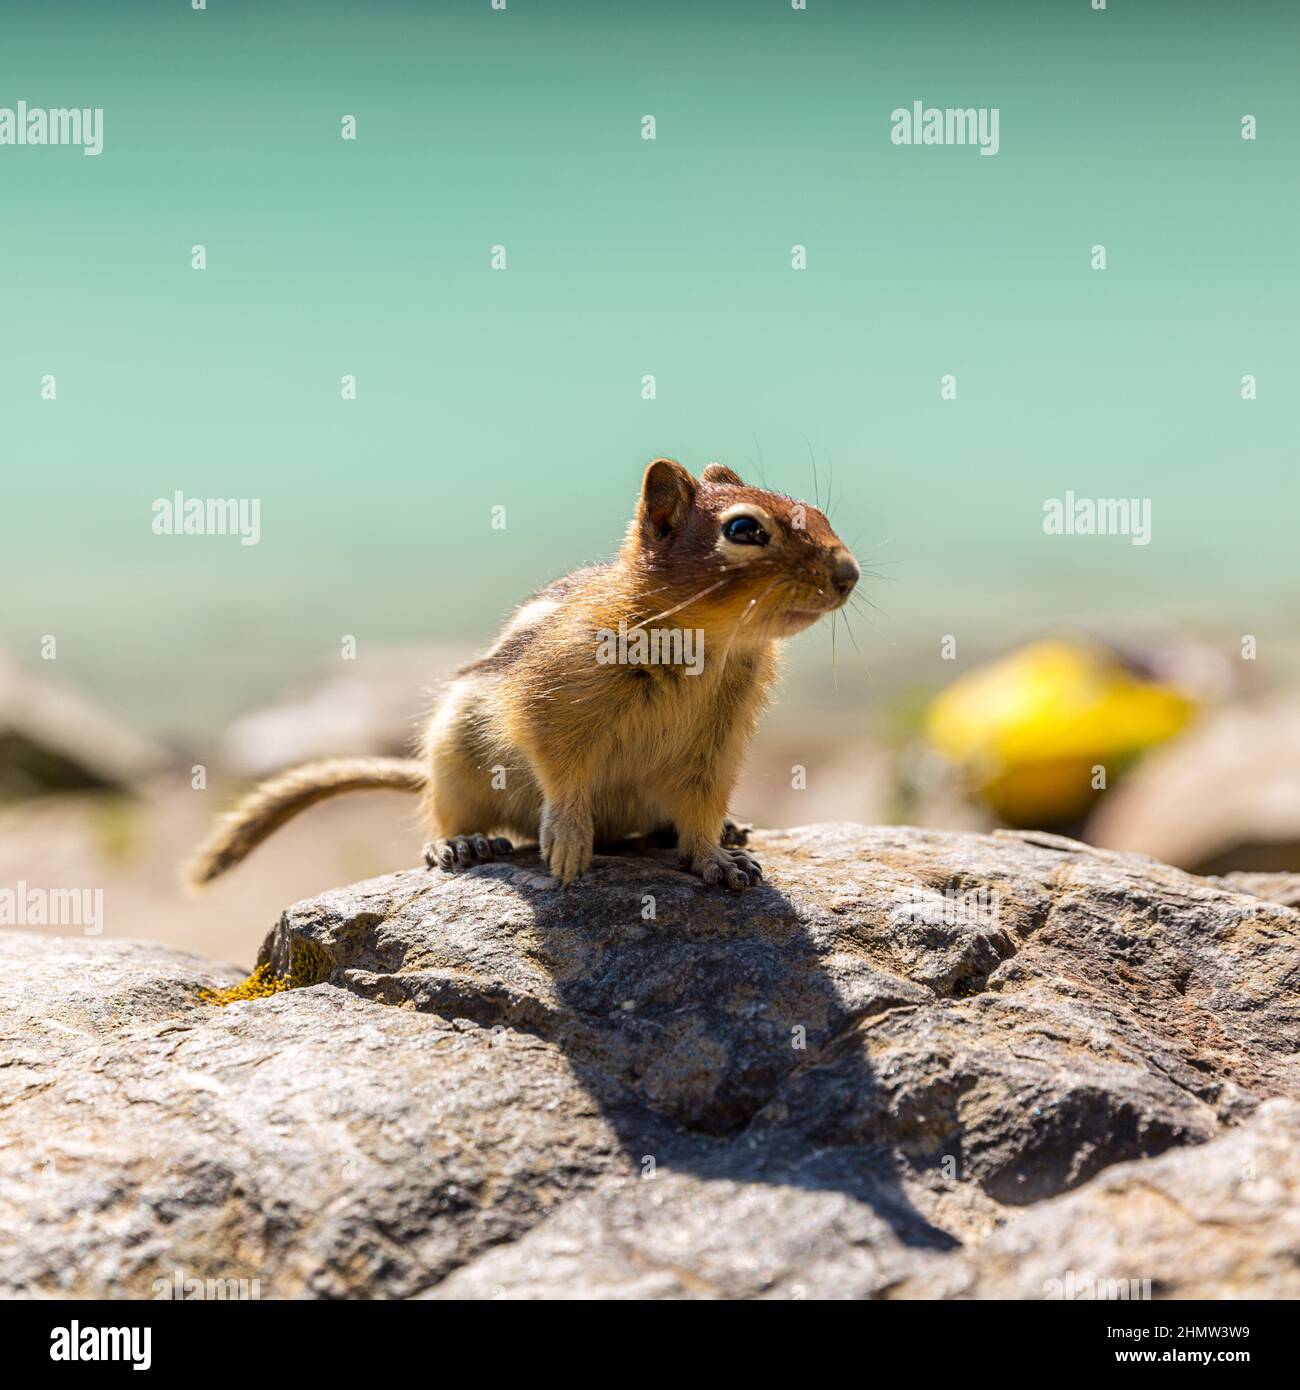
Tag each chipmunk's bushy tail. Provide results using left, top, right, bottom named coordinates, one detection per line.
left=187, top=756, right=426, bottom=888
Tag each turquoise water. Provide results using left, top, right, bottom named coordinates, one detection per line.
left=1, top=0, right=1296, bottom=740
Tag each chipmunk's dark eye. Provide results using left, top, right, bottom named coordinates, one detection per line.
left=722, top=515, right=769, bottom=546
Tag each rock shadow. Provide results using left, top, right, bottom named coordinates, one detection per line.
left=399, top=837, right=959, bottom=1252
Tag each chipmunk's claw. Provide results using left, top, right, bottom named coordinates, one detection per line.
left=424, top=835, right=513, bottom=871
left=539, top=807, right=594, bottom=886
left=689, top=846, right=763, bottom=890
left=541, top=829, right=592, bottom=885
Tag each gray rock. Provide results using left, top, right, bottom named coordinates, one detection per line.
left=0, top=932, right=245, bottom=1107
left=1087, top=694, right=1300, bottom=875
left=430, top=1101, right=1300, bottom=1301
left=0, top=648, right=168, bottom=795
left=0, top=947, right=632, bottom=1298
left=892, top=1099, right=1300, bottom=1300
left=1215, top=870, right=1300, bottom=910
left=1, top=823, right=1296, bottom=1298
left=426, top=1171, right=924, bottom=1300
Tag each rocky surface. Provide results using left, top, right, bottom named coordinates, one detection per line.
left=429, top=1099, right=1300, bottom=1301
left=893, top=1098, right=1300, bottom=1300
left=1, top=824, right=1296, bottom=1298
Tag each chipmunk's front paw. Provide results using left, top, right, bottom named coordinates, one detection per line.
left=424, top=835, right=513, bottom=871
left=688, top=846, right=763, bottom=890
left=539, top=808, right=593, bottom=886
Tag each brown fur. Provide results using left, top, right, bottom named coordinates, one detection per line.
left=188, top=459, right=857, bottom=890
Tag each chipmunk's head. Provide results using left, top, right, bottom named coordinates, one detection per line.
left=624, top=458, right=859, bottom=642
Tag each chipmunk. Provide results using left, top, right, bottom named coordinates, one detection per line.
left=189, top=459, right=859, bottom=891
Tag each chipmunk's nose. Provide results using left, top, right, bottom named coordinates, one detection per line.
left=831, top=550, right=860, bottom=597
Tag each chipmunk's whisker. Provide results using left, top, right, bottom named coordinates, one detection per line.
left=629, top=575, right=733, bottom=630
left=838, top=604, right=874, bottom=684
left=719, top=576, right=786, bottom=661
left=805, top=437, right=821, bottom=512
left=849, top=590, right=884, bottom=619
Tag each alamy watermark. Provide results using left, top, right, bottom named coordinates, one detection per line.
left=888, top=884, right=1001, bottom=929
left=891, top=101, right=1000, bottom=156
left=1043, top=491, right=1151, bottom=546
left=596, top=621, right=704, bottom=676
left=49, top=1323, right=149, bottom=1369
left=152, top=492, right=261, bottom=546
left=0, top=101, right=103, bottom=156
left=1044, top=1269, right=1151, bottom=1301
left=0, top=882, right=103, bottom=935
left=152, top=1267, right=261, bottom=1300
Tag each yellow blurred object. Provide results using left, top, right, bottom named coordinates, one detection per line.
left=925, top=640, right=1196, bottom=826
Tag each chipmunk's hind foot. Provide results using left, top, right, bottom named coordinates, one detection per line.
left=721, top=817, right=752, bottom=848
left=424, top=835, right=514, bottom=871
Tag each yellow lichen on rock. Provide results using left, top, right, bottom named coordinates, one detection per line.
left=199, top=962, right=290, bottom=1006
left=199, top=938, right=333, bottom=1006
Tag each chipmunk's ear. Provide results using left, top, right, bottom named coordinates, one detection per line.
left=700, top=463, right=744, bottom=486
left=638, top=458, right=697, bottom=540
